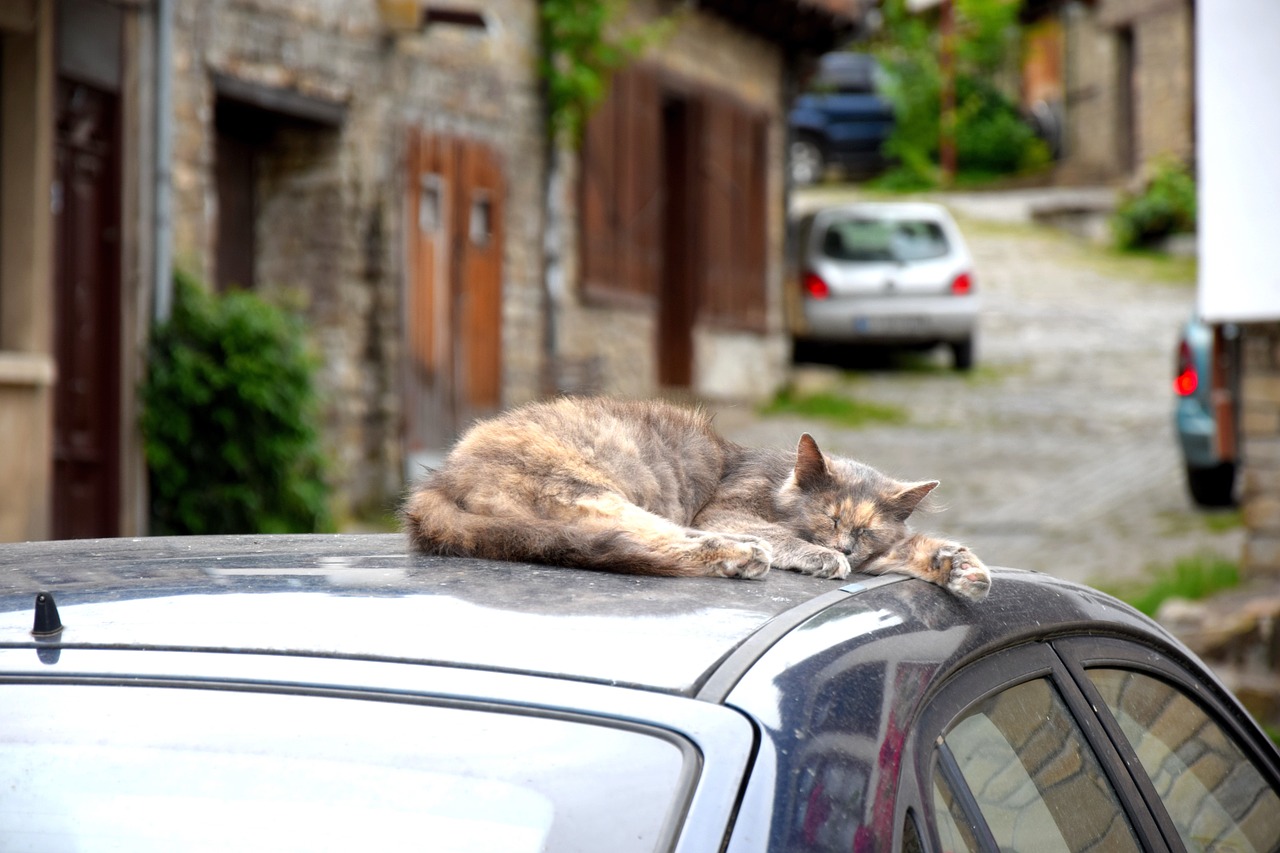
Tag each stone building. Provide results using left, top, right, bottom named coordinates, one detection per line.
left=1240, top=327, right=1280, bottom=576
left=0, top=0, right=860, bottom=539
left=1019, top=0, right=1194, bottom=183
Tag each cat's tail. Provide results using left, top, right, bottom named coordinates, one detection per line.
left=401, top=481, right=661, bottom=573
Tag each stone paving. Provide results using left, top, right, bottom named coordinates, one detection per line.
left=712, top=185, right=1244, bottom=590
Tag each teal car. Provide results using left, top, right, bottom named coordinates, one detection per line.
left=1174, top=317, right=1238, bottom=507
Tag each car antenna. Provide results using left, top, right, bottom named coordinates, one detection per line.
left=32, top=591, right=63, bottom=637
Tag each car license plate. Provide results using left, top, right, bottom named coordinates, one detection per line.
left=854, top=316, right=929, bottom=334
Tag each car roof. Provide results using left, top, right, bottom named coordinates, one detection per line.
left=0, top=534, right=1166, bottom=697
left=812, top=201, right=956, bottom=222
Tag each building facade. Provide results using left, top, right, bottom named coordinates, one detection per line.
left=0, top=0, right=858, bottom=539
left=1021, top=0, right=1194, bottom=183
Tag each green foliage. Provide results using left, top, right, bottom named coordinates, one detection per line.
left=760, top=387, right=908, bottom=429
left=1099, top=554, right=1240, bottom=617
left=539, top=0, right=676, bottom=146
left=141, top=270, right=333, bottom=535
left=954, top=77, right=1052, bottom=175
left=1111, top=156, right=1198, bottom=250
left=870, top=0, right=1046, bottom=185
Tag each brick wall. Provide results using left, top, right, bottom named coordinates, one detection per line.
left=1241, top=323, right=1280, bottom=577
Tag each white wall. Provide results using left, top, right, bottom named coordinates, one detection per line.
left=1197, top=0, right=1280, bottom=322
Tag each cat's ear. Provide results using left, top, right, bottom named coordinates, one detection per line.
left=794, top=434, right=830, bottom=488
left=887, top=480, right=939, bottom=521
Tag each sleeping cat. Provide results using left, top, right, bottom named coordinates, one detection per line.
left=403, top=397, right=990, bottom=600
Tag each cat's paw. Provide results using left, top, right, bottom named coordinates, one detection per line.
left=937, top=545, right=991, bottom=601
left=811, top=551, right=852, bottom=580
left=704, top=535, right=773, bottom=580
left=777, top=545, right=851, bottom=580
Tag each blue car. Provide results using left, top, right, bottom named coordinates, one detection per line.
left=788, top=52, right=895, bottom=185
left=1174, top=317, right=1238, bottom=506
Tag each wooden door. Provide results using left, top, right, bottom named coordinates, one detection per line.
left=405, top=131, right=504, bottom=453
left=52, top=79, right=122, bottom=539
left=658, top=96, right=696, bottom=387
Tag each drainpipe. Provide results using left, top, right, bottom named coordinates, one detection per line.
left=153, top=0, right=174, bottom=322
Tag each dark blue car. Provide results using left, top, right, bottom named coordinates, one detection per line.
left=789, top=52, right=895, bottom=185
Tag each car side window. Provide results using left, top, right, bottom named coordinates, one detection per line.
left=1088, top=668, right=1280, bottom=852
left=935, top=677, right=1142, bottom=852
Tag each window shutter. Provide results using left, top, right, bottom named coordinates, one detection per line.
left=580, top=65, right=661, bottom=304
left=698, top=94, right=768, bottom=331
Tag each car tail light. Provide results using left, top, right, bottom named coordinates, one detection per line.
left=1175, top=340, right=1198, bottom=396
left=951, top=272, right=973, bottom=295
left=803, top=271, right=830, bottom=300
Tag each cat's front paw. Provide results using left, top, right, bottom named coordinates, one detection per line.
left=704, top=535, right=773, bottom=580
left=776, top=545, right=851, bottom=580
left=938, top=545, right=990, bottom=601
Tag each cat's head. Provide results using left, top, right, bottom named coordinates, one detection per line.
left=776, top=433, right=937, bottom=564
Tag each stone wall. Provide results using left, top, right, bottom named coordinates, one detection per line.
left=1057, top=0, right=1193, bottom=184
left=166, top=0, right=795, bottom=521
left=1129, top=1, right=1194, bottom=170
left=168, top=0, right=545, bottom=519
left=1241, top=323, right=1280, bottom=577
left=1061, top=5, right=1122, bottom=182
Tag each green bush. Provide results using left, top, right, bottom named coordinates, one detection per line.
left=954, top=77, right=1052, bottom=176
left=141, top=270, right=333, bottom=535
left=872, top=0, right=1048, bottom=187
left=1111, top=157, right=1197, bottom=250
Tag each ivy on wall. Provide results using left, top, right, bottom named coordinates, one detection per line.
left=539, top=0, right=677, bottom=146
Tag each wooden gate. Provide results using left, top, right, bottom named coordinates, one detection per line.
left=52, top=79, right=122, bottom=538
left=404, top=131, right=504, bottom=456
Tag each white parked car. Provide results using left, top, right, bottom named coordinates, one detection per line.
left=792, top=202, right=979, bottom=369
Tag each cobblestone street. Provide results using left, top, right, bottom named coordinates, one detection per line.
left=712, top=187, right=1243, bottom=588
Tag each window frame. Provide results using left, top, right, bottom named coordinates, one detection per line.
left=1055, top=635, right=1280, bottom=853
left=914, top=641, right=1171, bottom=853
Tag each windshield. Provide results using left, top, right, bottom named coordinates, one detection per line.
left=820, top=218, right=950, bottom=263
left=0, top=683, right=694, bottom=853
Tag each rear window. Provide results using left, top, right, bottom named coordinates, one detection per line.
left=820, top=218, right=950, bottom=263
left=0, top=683, right=695, bottom=853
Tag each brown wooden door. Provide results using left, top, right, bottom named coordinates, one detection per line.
left=52, top=79, right=122, bottom=539
left=405, top=131, right=504, bottom=452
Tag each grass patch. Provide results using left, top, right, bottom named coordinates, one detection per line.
left=760, top=387, right=908, bottom=429
left=1201, top=509, right=1244, bottom=535
left=1157, top=508, right=1243, bottom=537
left=1090, top=246, right=1197, bottom=286
left=1097, top=553, right=1241, bottom=617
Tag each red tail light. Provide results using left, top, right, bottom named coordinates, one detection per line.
left=1174, top=340, right=1198, bottom=396
left=951, top=272, right=973, bottom=295
left=803, top=272, right=830, bottom=300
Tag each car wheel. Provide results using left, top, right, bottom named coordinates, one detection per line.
left=950, top=338, right=975, bottom=371
left=1186, top=462, right=1237, bottom=508
left=790, top=138, right=825, bottom=186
